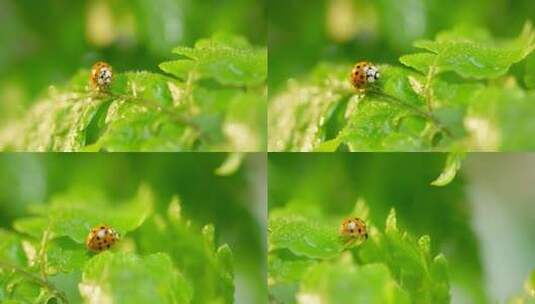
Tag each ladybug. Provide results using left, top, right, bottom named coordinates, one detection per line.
left=350, top=61, right=380, bottom=90
left=86, top=224, right=120, bottom=252
left=90, top=61, right=113, bottom=92
left=339, top=217, right=368, bottom=240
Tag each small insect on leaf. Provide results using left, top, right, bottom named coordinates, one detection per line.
left=85, top=224, right=120, bottom=253
left=339, top=217, right=368, bottom=247
left=90, top=61, right=113, bottom=92
left=350, top=61, right=380, bottom=91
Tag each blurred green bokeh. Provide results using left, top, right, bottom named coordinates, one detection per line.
left=0, top=0, right=266, bottom=123
left=0, top=153, right=267, bottom=304
left=268, top=0, right=535, bottom=93
left=269, top=153, right=535, bottom=303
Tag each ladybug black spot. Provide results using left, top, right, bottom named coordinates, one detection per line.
left=107, top=244, right=110, bottom=249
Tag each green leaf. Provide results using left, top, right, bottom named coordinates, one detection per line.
left=267, top=63, right=349, bottom=152
left=525, top=52, right=535, bottom=89
left=111, top=72, right=175, bottom=107
left=48, top=271, right=83, bottom=303
left=430, top=81, right=483, bottom=138
left=402, top=22, right=535, bottom=79
left=0, top=231, right=58, bottom=303
left=313, top=138, right=342, bottom=152
left=340, top=99, right=429, bottom=151
left=269, top=255, right=315, bottom=284
left=137, top=211, right=235, bottom=304
left=340, top=66, right=443, bottom=151
left=0, top=78, right=198, bottom=152
left=215, top=244, right=234, bottom=302
left=53, top=185, right=152, bottom=243
left=0, top=92, right=107, bottom=151
left=359, top=209, right=451, bottom=304
left=270, top=282, right=299, bottom=304
left=0, top=272, right=47, bottom=304
left=12, top=217, right=48, bottom=240
left=202, top=224, right=215, bottom=254
left=0, top=230, right=27, bottom=267
left=298, top=257, right=410, bottom=304
left=431, top=152, right=465, bottom=186
left=167, top=196, right=183, bottom=223
left=399, top=53, right=438, bottom=74
left=46, top=239, right=90, bottom=275
left=91, top=99, right=197, bottom=152
left=214, top=153, right=245, bottom=176
left=13, top=185, right=153, bottom=244
left=159, top=60, right=196, bottom=80
left=269, top=213, right=343, bottom=259
left=161, top=34, right=267, bottom=87
left=79, top=252, right=192, bottom=304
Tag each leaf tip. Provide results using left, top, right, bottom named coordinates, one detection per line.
left=385, top=208, right=398, bottom=233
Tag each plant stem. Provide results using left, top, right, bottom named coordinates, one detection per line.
left=0, top=261, right=69, bottom=304
left=38, top=225, right=51, bottom=280
left=423, top=69, right=435, bottom=113
left=423, top=57, right=439, bottom=113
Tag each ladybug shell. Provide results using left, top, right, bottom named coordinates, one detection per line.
left=339, top=217, right=368, bottom=239
left=350, top=61, right=379, bottom=89
left=90, top=61, right=113, bottom=91
left=86, top=224, right=120, bottom=252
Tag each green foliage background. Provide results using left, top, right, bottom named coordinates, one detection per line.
left=0, top=153, right=266, bottom=303
left=268, top=0, right=535, bottom=151
left=268, top=153, right=535, bottom=304
left=0, top=0, right=267, bottom=152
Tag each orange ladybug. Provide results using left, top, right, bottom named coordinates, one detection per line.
left=90, top=61, right=113, bottom=92
left=339, top=217, right=368, bottom=240
left=86, top=224, right=120, bottom=252
left=350, top=61, right=380, bottom=90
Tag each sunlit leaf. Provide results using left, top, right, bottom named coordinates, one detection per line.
left=14, top=185, right=153, bottom=244
left=269, top=213, right=343, bottom=259
left=431, top=152, right=465, bottom=186
left=402, top=22, right=535, bottom=79
left=0, top=229, right=27, bottom=267
left=298, top=258, right=411, bottom=304
left=161, top=34, right=267, bottom=87
left=79, top=252, right=192, bottom=304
